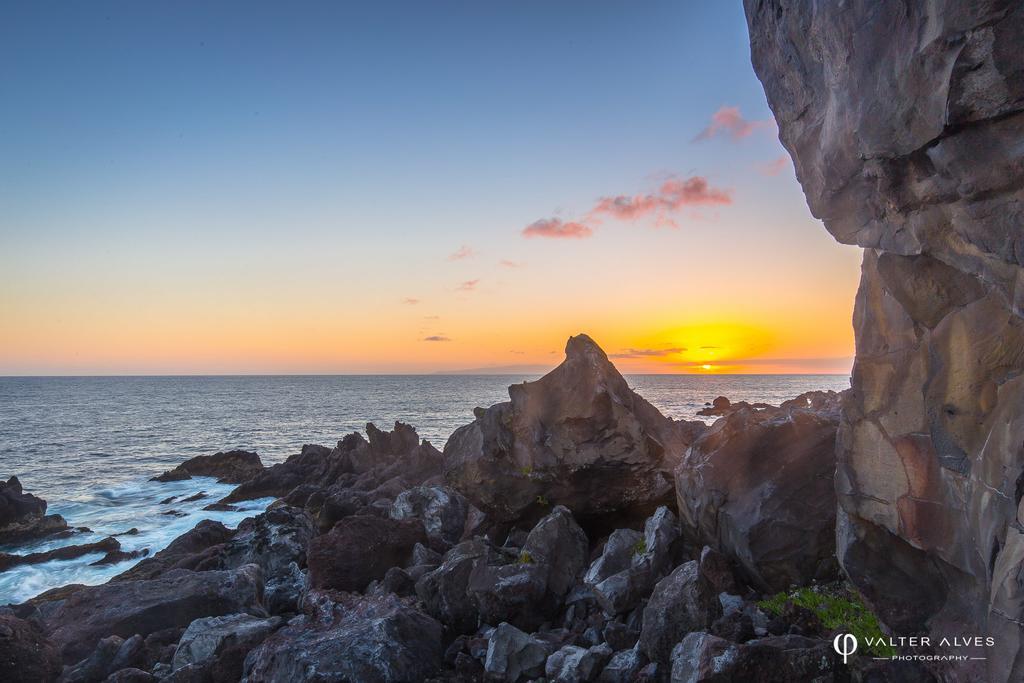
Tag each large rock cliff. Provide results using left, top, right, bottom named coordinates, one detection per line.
left=744, top=1, right=1024, bottom=679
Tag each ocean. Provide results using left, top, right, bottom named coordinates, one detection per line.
left=0, top=373, right=848, bottom=603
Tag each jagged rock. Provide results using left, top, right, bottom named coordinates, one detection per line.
left=390, top=485, right=469, bottom=546
left=0, top=613, right=61, bottom=683
left=241, top=591, right=442, bottom=682
left=444, top=334, right=706, bottom=527
left=0, top=476, right=69, bottom=545
left=307, top=515, right=426, bottom=592
left=597, top=647, right=646, bottom=683
left=484, top=622, right=549, bottom=682
left=104, top=669, right=156, bottom=683
left=42, top=565, right=265, bottom=664
left=745, top=1, right=1024, bottom=677
left=221, top=424, right=443, bottom=504
left=675, top=392, right=841, bottom=592
left=0, top=536, right=121, bottom=572
left=545, top=642, right=613, bottom=682
left=416, top=539, right=496, bottom=634
left=151, top=450, right=264, bottom=484
left=115, top=508, right=311, bottom=614
left=59, top=633, right=145, bottom=683
left=669, top=632, right=838, bottom=682
left=586, top=507, right=680, bottom=615
left=467, top=506, right=588, bottom=631
left=171, top=613, right=281, bottom=677
left=639, top=556, right=721, bottom=664
left=90, top=548, right=149, bottom=567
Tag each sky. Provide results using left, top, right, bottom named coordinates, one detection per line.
left=0, top=2, right=862, bottom=375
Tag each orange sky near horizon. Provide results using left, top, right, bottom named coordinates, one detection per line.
left=0, top=4, right=865, bottom=377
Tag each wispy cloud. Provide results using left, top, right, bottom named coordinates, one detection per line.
left=699, top=345, right=721, bottom=350
left=448, top=245, right=475, bottom=261
left=589, top=177, right=732, bottom=228
left=500, top=259, right=523, bottom=268
left=423, top=315, right=440, bottom=320
left=694, top=106, right=772, bottom=142
left=456, top=279, right=480, bottom=291
left=522, top=218, right=593, bottom=240
left=422, top=335, right=451, bottom=342
left=757, top=155, right=790, bottom=176
left=402, top=297, right=420, bottom=305
left=522, top=174, right=731, bottom=238
left=610, top=347, right=687, bottom=359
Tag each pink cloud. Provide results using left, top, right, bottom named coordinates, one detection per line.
left=522, top=218, right=593, bottom=240
left=499, top=259, right=523, bottom=268
left=422, top=335, right=451, bottom=342
left=448, top=245, right=475, bottom=260
left=456, top=279, right=480, bottom=291
left=694, top=106, right=772, bottom=142
left=590, top=177, right=732, bottom=225
left=757, top=155, right=790, bottom=176
left=402, top=297, right=420, bottom=305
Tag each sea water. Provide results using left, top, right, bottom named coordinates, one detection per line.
left=0, top=374, right=848, bottom=603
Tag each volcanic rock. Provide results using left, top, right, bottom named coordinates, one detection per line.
left=241, top=591, right=442, bottom=683
left=444, top=334, right=706, bottom=528
left=0, top=476, right=69, bottom=545
left=545, top=642, right=613, bottom=682
left=221, top=424, right=443, bottom=504
left=307, top=515, right=426, bottom=592
left=389, top=485, right=470, bottom=546
left=0, top=536, right=121, bottom=572
left=484, top=622, right=550, bottom=682
left=171, top=613, right=281, bottom=676
left=0, top=613, right=61, bottom=683
left=151, top=450, right=264, bottom=484
left=639, top=555, right=721, bottom=664
left=467, top=506, right=588, bottom=631
left=585, top=506, right=681, bottom=614
left=675, top=392, right=841, bottom=592
left=42, top=565, right=265, bottom=664
left=745, top=1, right=1024, bottom=677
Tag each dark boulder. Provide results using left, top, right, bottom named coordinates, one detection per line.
left=42, top=565, right=265, bottom=664
left=639, top=555, right=721, bottom=664
left=307, top=515, right=426, bottom=592
left=389, top=485, right=469, bottom=547
left=242, top=591, right=442, bottom=683
left=585, top=506, right=680, bottom=615
left=467, top=506, right=588, bottom=631
left=151, top=450, right=264, bottom=484
left=483, top=622, right=551, bottom=682
left=113, top=521, right=234, bottom=582
left=444, top=334, right=706, bottom=528
left=415, top=539, right=497, bottom=634
left=675, top=392, right=842, bottom=592
left=0, top=476, right=69, bottom=545
left=170, top=613, right=282, bottom=680
left=669, top=632, right=839, bottom=682
left=0, top=613, right=61, bottom=683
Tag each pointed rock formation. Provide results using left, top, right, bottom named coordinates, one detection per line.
left=746, top=1, right=1024, bottom=678
left=443, top=334, right=705, bottom=527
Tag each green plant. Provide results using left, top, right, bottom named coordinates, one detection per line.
left=632, top=538, right=648, bottom=556
left=536, top=495, right=548, bottom=506
left=518, top=550, right=535, bottom=564
left=518, top=465, right=533, bottom=475
left=758, top=585, right=895, bottom=658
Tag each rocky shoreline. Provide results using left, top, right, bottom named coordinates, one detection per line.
left=0, top=335, right=931, bottom=682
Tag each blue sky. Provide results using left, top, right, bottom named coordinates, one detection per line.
left=0, top=2, right=862, bottom=374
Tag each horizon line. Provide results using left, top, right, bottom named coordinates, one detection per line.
left=0, top=371, right=853, bottom=378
